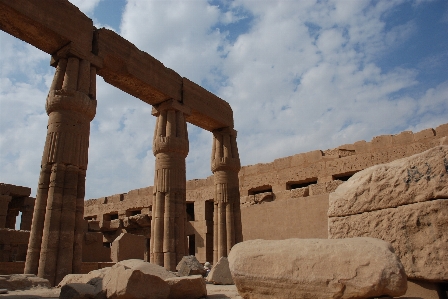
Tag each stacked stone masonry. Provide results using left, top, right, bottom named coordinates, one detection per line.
left=83, top=123, right=448, bottom=263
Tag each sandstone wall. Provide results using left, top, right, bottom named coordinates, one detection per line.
left=82, top=123, right=448, bottom=263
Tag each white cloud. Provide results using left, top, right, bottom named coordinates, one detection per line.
left=1, top=0, right=447, bottom=200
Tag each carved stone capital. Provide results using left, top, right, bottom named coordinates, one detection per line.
left=46, top=90, right=97, bottom=121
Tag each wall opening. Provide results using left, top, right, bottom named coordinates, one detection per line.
left=333, top=171, right=358, bottom=182
left=126, top=209, right=142, bottom=217
left=286, top=178, right=318, bottom=190
left=188, top=234, right=195, bottom=256
left=186, top=202, right=195, bottom=221
left=205, top=200, right=214, bottom=221
left=248, top=185, right=272, bottom=196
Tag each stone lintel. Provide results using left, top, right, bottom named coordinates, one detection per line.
left=94, top=28, right=183, bottom=107
left=151, top=99, right=191, bottom=117
left=0, top=183, right=31, bottom=197
left=0, top=0, right=93, bottom=56
left=183, top=78, right=234, bottom=132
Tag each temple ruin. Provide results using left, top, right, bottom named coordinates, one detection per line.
left=0, top=0, right=447, bottom=297
left=0, top=0, right=241, bottom=285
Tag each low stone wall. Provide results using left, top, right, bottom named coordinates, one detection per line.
left=0, top=262, right=115, bottom=275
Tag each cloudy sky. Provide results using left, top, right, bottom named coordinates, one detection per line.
left=1, top=0, right=447, bottom=202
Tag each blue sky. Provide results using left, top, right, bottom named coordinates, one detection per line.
left=1, top=0, right=447, bottom=202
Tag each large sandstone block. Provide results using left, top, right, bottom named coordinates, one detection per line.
left=110, top=233, right=145, bottom=262
left=228, top=238, right=407, bottom=299
left=102, top=260, right=174, bottom=299
left=165, top=275, right=207, bottom=299
left=328, top=146, right=448, bottom=217
left=329, top=199, right=448, bottom=281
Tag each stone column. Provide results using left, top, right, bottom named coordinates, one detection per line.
left=211, top=128, right=242, bottom=264
left=24, top=55, right=97, bottom=286
left=149, top=100, right=190, bottom=271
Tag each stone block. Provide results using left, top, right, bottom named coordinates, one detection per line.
left=435, top=123, right=448, bottom=137
left=94, top=28, right=182, bottom=106
left=110, top=233, right=145, bottom=262
left=182, top=77, right=234, bottom=131
left=0, top=0, right=94, bottom=56
left=206, top=257, right=233, bottom=285
left=371, top=134, right=393, bottom=150
left=328, top=146, right=448, bottom=217
left=102, top=263, right=171, bottom=299
left=329, top=199, right=448, bottom=281
left=228, top=238, right=407, bottom=299
left=392, top=131, right=414, bottom=146
left=165, top=275, right=207, bottom=299
left=59, top=283, right=101, bottom=299
left=414, top=128, right=436, bottom=141
left=176, top=256, right=206, bottom=277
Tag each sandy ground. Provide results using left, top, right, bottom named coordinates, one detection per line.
left=0, top=284, right=243, bottom=299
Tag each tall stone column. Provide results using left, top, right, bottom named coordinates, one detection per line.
left=211, top=128, right=242, bottom=264
left=24, top=55, right=97, bottom=286
left=149, top=100, right=190, bottom=271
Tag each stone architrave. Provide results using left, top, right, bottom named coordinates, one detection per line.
left=228, top=238, right=407, bottom=299
left=211, top=128, right=242, bottom=264
left=149, top=100, right=191, bottom=271
left=24, top=54, right=97, bottom=286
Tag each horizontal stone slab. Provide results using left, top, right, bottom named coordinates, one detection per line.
left=228, top=237, right=407, bottom=299
left=328, top=146, right=448, bottom=217
left=329, top=199, right=448, bottom=281
left=0, top=0, right=93, bottom=55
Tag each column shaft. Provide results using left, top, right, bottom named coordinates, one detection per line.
left=151, top=102, right=189, bottom=271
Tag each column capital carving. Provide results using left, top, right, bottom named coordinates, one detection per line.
left=211, top=127, right=241, bottom=173
left=153, top=101, right=189, bottom=157
left=46, top=90, right=97, bottom=121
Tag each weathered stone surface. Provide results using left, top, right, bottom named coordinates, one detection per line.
left=176, top=256, right=206, bottom=277
left=329, top=199, right=448, bottom=281
left=59, top=283, right=102, bottom=299
left=111, top=233, right=145, bottom=262
left=228, top=238, right=407, bottom=299
left=101, top=261, right=171, bottom=299
left=328, top=146, right=448, bottom=217
left=58, top=268, right=109, bottom=288
left=206, top=257, right=233, bottom=285
left=165, top=275, right=207, bottom=299
left=115, top=259, right=176, bottom=280
left=0, top=274, right=51, bottom=290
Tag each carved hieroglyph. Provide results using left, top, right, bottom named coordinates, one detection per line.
left=211, top=128, right=242, bottom=264
left=150, top=100, right=190, bottom=271
left=24, top=56, right=97, bottom=286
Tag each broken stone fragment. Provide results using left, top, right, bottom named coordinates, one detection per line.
left=206, top=257, right=234, bottom=285
left=228, top=237, right=407, bottom=299
left=176, top=256, right=206, bottom=277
